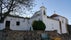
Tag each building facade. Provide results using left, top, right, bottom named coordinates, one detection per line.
left=0, top=6, right=68, bottom=34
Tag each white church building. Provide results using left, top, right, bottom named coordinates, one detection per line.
left=0, top=6, right=68, bottom=34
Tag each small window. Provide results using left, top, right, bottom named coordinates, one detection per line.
left=44, top=10, right=46, bottom=15
left=16, top=21, right=20, bottom=26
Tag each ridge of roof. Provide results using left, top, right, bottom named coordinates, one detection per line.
left=1, top=14, right=30, bottom=19
left=50, top=13, right=67, bottom=20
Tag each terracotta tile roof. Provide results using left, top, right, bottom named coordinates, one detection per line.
left=50, top=14, right=59, bottom=18
left=50, top=14, right=68, bottom=21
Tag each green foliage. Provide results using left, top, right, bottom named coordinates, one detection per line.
left=32, top=20, right=46, bottom=30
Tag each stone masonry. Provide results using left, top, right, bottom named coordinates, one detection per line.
left=0, top=31, right=40, bottom=40
left=0, top=30, right=61, bottom=40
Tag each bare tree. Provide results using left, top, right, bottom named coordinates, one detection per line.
left=0, top=0, right=34, bottom=23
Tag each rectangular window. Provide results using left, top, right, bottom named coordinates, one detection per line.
left=16, top=21, right=20, bottom=26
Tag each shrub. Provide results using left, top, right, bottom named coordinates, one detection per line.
left=32, top=20, right=46, bottom=30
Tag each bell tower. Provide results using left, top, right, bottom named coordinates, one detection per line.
left=40, top=6, right=46, bottom=15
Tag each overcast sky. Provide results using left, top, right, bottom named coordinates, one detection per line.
left=31, top=0, right=71, bottom=24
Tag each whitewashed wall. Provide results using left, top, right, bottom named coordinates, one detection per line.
left=52, top=16, right=68, bottom=34
left=0, top=23, right=5, bottom=30
left=30, top=6, right=61, bottom=34
left=42, top=15, right=61, bottom=34
left=59, top=17, right=68, bottom=34
left=39, top=6, right=61, bottom=34
left=52, top=17, right=59, bottom=21
left=3, top=16, right=30, bottom=30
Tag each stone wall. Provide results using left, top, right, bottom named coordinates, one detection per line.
left=0, top=30, right=59, bottom=40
